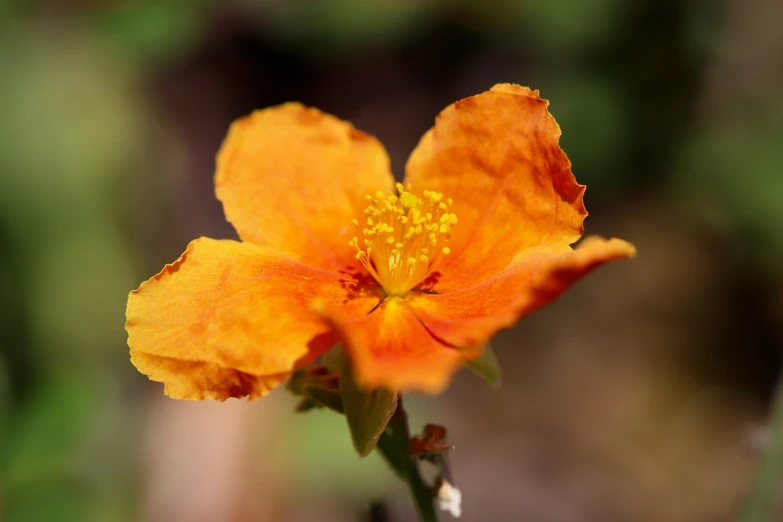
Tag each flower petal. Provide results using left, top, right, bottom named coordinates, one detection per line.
left=316, top=297, right=464, bottom=394
left=216, top=103, right=395, bottom=270
left=405, top=83, right=586, bottom=291
left=408, top=237, right=636, bottom=348
left=126, top=237, right=381, bottom=400
left=127, top=353, right=288, bottom=402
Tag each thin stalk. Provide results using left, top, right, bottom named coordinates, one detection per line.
left=376, top=402, right=438, bottom=522
left=737, top=376, right=783, bottom=521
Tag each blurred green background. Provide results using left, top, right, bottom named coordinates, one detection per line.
left=1, top=0, right=782, bottom=521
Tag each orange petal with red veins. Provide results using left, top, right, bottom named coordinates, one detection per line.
left=405, top=83, right=586, bottom=291
left=409, top=237, right=636, bottom=348
left=129, top=353, right=288, bottom=402
left=317, top=297, right=464, bottom=394
left=126, top=237, right=380, bottom=401
left=216, top=103, right=395, bottom=271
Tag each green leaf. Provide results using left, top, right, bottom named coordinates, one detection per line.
left=464, top=343, right=502, bottom=387
left=340, top=353, right=398, bottom=457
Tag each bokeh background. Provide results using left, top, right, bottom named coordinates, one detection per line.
left=2, top=0, right=783, bottom=521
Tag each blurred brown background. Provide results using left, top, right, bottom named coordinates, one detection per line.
left=1, top=0, right=782, bottom=521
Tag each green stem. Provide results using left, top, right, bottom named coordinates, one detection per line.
left=376, top=402, right=438, bottom=522
left=738, top=377, right=783, bottom=522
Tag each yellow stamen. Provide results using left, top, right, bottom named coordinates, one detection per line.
left=349, top=185, right=457, bottom=296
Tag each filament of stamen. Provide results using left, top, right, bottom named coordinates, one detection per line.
left=348, top=183, right=457, bottom=296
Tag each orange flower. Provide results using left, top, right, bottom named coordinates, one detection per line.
left=125, top=84, right=635, bottom=401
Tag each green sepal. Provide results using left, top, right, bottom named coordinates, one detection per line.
left=464, top=343, right=502, bottom=387
left=340, top=352, right=398, bottom=457
left=287, top=366, right=342, bottom=413
left=322, top=344, right=343, bottom=372
left=302, top=383, right=344, bottom=414
left=286, top=368, right=312, bottom=396
left=294, top=396, right=320, bottom=413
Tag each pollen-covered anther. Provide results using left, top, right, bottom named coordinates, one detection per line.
left=349, top=183, right=457, bottom=296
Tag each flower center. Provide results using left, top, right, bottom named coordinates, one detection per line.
left=349, top=183, right=457, bottom=296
